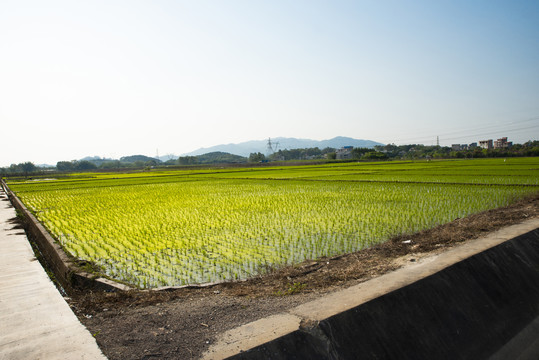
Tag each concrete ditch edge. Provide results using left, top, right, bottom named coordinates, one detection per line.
left=1, top=180, right=250, bottom=293
left=1, top=180, right=130, bottom=293
left=204, top=218, right=539, bottom=360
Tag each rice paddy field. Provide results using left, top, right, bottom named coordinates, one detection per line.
left=7, top=158, right=539, bottom=288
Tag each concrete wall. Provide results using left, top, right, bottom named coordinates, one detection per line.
left=1, top=180, right=129, bottom=293
left=230, top=228, right=539, bottom=359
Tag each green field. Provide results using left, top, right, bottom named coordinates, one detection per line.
left=7, top=158, right=539, bottom=288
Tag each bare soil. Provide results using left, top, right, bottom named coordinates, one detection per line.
left=67, top=195, right=539, bottom=360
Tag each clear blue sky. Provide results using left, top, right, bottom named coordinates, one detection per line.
left=1, top=0, right=538, bottom=166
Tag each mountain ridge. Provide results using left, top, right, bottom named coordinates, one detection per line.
left=183, top=137, right=383, bottom=157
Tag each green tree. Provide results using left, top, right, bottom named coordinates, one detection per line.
left=56, top=161, right=74, bottom=171
left=178, top=156, right=197, bottom=165
left=21, top=162, right=36, bottom=176
left=248, top=152, right=266, bottom=162
left=100, top=160, right=122, bottom=169
left=9, top=163, right=22, bottom=174
left=144, top=159, right=159, bottom=167
left=75, top=160, right=97, bottom=171
left=351, top=147, right=371, bottom=159
left=362, top=151, right=388, bottom=160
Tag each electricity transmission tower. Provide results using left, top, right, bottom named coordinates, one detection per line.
left=266, top=138, right=279, bottom=155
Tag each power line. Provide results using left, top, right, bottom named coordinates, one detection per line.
left=434, top=117, right=539, bottom=138
left=388, top=116, right=539, bottom=145
left=441, top=124, right=539, bottom=142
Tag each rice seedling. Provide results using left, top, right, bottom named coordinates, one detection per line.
left=8, top=158, right=539, bottom=288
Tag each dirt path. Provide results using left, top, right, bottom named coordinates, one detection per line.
left=67, top=195, right=539, bottom=360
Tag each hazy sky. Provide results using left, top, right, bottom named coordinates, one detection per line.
left=1, top=0, right=538, bottom=166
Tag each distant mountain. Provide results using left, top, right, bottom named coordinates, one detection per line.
left=195, top=152, right=247, bottom=164
left=120, top=155, right=161, bottom=163
left=184, top=137, right=384, bottom=157
left=79, top=156, right=115, bottom=167
left=80, top=156, right=110, bottom=162
left=157, top=154, right=178, bottom=162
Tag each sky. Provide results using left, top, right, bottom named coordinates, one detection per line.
left=1, top=0, right=538, bottom=166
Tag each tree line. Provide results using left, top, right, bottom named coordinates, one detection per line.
left=371, top=141, right=539, bottom=160
left=2, top=141, right=538, bottom=177
left=249, top=141, right=539, bottom=162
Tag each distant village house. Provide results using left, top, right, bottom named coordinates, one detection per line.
left=336, top=146, right=353, bottom=160
left=451, top=143, right=477, bottom=151
left=479, top=139, right=494, bottom=150
left=494, top=137, right=512, bottom=149
left=479, top=137, right=512, bottom=150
